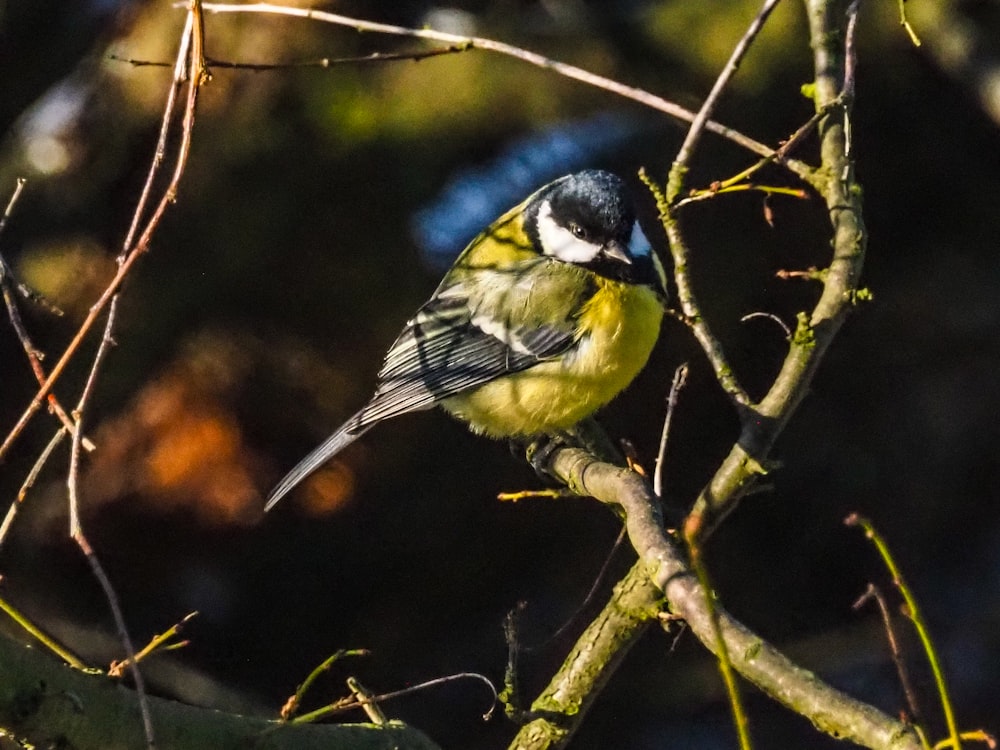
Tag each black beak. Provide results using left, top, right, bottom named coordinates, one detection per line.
left=601, top=239, right=632, bottom=265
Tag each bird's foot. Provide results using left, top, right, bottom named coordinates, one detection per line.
left=521, top=433, right=573, bottom=481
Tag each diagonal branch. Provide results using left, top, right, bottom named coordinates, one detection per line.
left=195, top=2, right=813, bottom=181
left=685, top=0, right=868, bottom=538
left=519, top=446, right=923, bottom=750
left=673, top=0, right=785, bottom=175
left=0, top=4, right=205, bottom=466
left=0, top=181, right=94, bottom=452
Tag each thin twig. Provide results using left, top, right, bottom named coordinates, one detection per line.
left=0, top=428, right=67, bottom=551
left=0, top=178, right=26, bottom=241
left=289, top=672, right=498, bottom=724
left=681, top=0, right=872, bottom=539
left=841, top=0, right=861, bottom=160
left=523, top=525, right=628, bottom=652
left=655, top=207, right=753, bottom=408
left=686, top=535, right=753, bottom=750
left=844, top=0, right=861, bottom=105
left=501, top=602, right=526, bottom=719
left=23, top=432, right=65, bottom=497
left=68, top=435, right=155, bottom=746
left=112, top=45, right=471, bottom=69
left=654, top=363, right=689, bottom=499
left=0, top=180, right=41, bottom=362
left=0, top=576, right=87, bottom=669
left=194, top=2, right=816, bottom=179
left=62, top=5, right=207, bottom=747
left=0, top=181, right=94, bottom=452
left=346, top=677, right=388, bottom=725
left=674, top=182, right=808, bottom=209
left=119, top=13, right=194, bottom=259
left=673, top=0, right=784, bottom=175
left=741, top=311, right=792, bottom=339
left=108, top=611, right=199, bottom=678
left=497, top=488, right=573, bottom=502
left=278, top=648, right=370, bottom=721
left=678, top=103, right=834, bottom=203
left=895, top=0, right=922, bottom=47
left=846, top=514, right=963, bottom=750
left=653, top=0, right=786, bottom=417
left=0, top=579, right=87, bottom=669
left=853, top=583, right=924, bottom=726
left=0, top=12, right=198, bottom=465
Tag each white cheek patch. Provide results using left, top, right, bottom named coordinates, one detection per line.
left=536, top=200, right=603, bottom=263
left=628, top=223, right=652, bottom=257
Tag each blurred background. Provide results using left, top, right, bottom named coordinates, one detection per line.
left=0, top=0, right=998, bottom=747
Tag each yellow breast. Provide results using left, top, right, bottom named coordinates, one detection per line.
left=441, top=278, right=663, bottom=437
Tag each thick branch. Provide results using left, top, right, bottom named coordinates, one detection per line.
left=509, top=562, right=662, bottom=750
left=0, top=633, right=440, bottom=750
left=542, top=447, right=921, bottom=750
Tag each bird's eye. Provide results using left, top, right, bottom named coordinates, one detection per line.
left=569, top=223, right=587, bottom=240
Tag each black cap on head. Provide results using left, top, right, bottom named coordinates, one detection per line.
left=545, top=170, right=634, bottom=245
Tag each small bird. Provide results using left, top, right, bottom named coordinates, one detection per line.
left=266, top=170, right=667, bottom=511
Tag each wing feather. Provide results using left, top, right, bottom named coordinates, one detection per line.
left=355, top=282, right=575, bottom=429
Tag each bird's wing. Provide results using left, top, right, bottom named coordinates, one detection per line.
left=266, top=274, right=581, bottom=511
left=355, top=282, right=576, bottom=428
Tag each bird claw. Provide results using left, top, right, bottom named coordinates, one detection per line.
left=522, top=433, right=571, bottom=481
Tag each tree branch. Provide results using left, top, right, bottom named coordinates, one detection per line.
left=0, top=632, right=441, bottom=750
left=531, top=446, right=922, bottom=750
left=195, top=2, right=816, bottom=181
left=684, top=0, right=868, bottom=538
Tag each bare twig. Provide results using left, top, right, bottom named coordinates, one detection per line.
left=847, top=514, right=963, bottom=750
left=673, top=0, right=784, bottom=174
left=289, top=672, right=498, bottom=724
left=0, top=578, right=87, bottom=669
left=113, top=45, right=472, bottom=69
left=0, top=428, right=67, bottom=551
left=674, top=182, right=808, bottom=209
left=896, top=0, right=922, bottom=47
left=500, top=601, right=526, bottom=720
left=194, top=2, right=816, bottom=180
left=678, top=102, right=835, bottom=204
left=686, top=529, right=752, bottom=750
left=346, top=677, right=388, bottom=725
left=681, top=0, right=871, bottom=539
left=0, top=180, right=42, bottom=363
left=844, top=0, right=861, bottom=104
left=653, top=363, right=689, bottom=499
left=0, top=181, right=94, bottom=452
left=0, top=10, right=201, bottom=465
left=741, top=311, right=792, bottom=339
left=108, top=611, right=199, bottom=678
left=0, top=178, right=26, bottom=240
left=652, top=1, right=788, bottom=417
left=523, top=525, right=628, bottom=652
left=853, top=583, right=924, bottom=725
left=278, top=648, right=370, bottom=721
left=58, top=5, right=208, bottom=747
left=653, top=196, right=753, bottom=408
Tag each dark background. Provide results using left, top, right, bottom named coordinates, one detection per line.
left=0, top=1, right=997, bottom=747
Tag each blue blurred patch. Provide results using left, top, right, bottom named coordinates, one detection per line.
left=411, top=112, right=641, bottom=271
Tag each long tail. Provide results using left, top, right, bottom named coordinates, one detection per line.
left=264, top=412, right=371, bottom=511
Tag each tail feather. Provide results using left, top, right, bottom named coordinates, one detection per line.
left=264, top=413, right=371, bottom=512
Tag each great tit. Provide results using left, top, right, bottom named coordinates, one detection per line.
left=266, top=170, right=667, bottom=511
